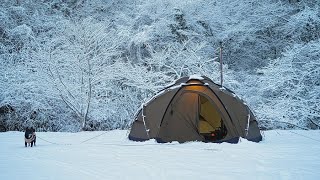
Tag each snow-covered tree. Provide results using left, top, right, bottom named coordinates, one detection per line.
left=0, top=0, right=319, bottom=131
left=39, top=17, right=124, bottom=130
left=252, top=41, right=320, bottom=129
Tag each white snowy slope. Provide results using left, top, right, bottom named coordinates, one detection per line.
left=0, top=130, right=320, bottom=180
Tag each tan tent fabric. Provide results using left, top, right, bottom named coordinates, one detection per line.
left=129, top=76, right=262, bottom=143
left=158, top=92, right=203, bottom=142
left=199, top=95, right=221, bottom=131
left=198, top=119, right=215, bottom=133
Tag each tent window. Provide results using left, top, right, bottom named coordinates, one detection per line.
left=198, top=95, right=227, bottom=141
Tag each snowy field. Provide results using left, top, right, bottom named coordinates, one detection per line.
left=1, top=130, right=320, bottom=180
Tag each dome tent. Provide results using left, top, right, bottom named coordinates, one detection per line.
left=129, top=75, right=262, bottom=143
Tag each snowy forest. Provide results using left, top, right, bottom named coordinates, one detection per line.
left=0, top=0, right=319, bottom=132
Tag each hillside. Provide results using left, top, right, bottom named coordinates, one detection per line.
left=0, top=0, right=319, bottom=132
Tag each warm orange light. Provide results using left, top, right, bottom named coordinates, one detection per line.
left=184, top=85, right=206, bottom=92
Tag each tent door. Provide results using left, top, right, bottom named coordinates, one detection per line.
left=198, top=94, right=227, bottom=141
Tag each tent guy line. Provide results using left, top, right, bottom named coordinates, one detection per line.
left=35, top=131, right=110, bottom=146
left=287, top=130, right=320, bottom=143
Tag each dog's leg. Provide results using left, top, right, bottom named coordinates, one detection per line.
left=25, top=142, right=27, bottom=147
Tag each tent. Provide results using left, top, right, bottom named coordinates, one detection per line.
left=128, top=75, right=262, bottom=143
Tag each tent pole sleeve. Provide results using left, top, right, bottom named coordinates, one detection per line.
left=245, top=111, right=250, bottom=137
left=142, top=104, right=150, bottom=138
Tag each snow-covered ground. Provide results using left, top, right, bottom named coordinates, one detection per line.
left=1, top=130, right=320, bottom=180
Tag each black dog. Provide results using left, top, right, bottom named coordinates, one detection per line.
left=24, top=127, right=36, bottom=147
